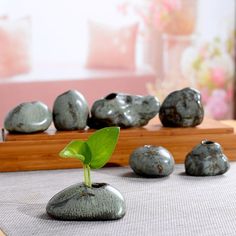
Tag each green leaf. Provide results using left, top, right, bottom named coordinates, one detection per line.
left=87, top=127, right=120, bottom=169
left=59, top=140, right=92, bottom=164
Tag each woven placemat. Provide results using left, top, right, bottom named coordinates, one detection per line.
left=1, top=164, right=236, bottom=236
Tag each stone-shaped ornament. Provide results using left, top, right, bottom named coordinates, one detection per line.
left=53, top=90, right=89, bottom=130
left=46, top=183, right=126, bottom=220
left=129, top=145, right=175, bottom=177
left=89, top=93, right=160, bottom=128
left=159, top=87, right=204, bottom=127
left=46, top=127, right=125, bottom=221
left=185, top=140, right=230, bottom=176
left=4, top=101, right=52, bottom=133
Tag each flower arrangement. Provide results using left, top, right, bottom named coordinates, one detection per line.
left=181, top=38, right=235, bottom=119
left=118, top=0, right=196, bottom=35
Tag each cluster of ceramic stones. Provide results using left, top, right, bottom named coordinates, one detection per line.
left=46, top=142, right=230, bottom=221
left=4, top=87, right=204, bottom=132
left=129, top=87, right=229, bottom=177
left=129, top=141, right=230, bottom=178
left=4, top=87, right=230, bottom=176
left=4, top=90, right=161, bottom=133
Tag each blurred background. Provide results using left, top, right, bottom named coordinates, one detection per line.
left=0, top=0, right=235, bottom=125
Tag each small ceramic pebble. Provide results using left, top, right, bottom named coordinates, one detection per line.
left=185, top=140, right=230, bottom=176
left=53, top=90, right=89, bottom=130
left=159, top=87, right=204, bottom=127
left=46, top=183, right=126, bottom=220
left=4, top=101, right=52, bottom=133
left=89, top=93, right=160, bottom=128
left=129, top=145, right=175, bottom=177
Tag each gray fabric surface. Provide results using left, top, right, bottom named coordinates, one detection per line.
left=1, top=164, right=236, bottom=236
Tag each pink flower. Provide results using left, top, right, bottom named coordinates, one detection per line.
left=210, top=68, right=226, bottom=88
left=226, top=87, right=233, bottom=102
left=152, top=8, right=168, bottom=30
left=151, top=0, right=181, bottom=29
left=199, top=44, right=209, bottom=59
left=205, top=89, right=229, bottom=119
left=200, top=88, right=210, bottom=104
left=162, top=0, right=181, bottom=12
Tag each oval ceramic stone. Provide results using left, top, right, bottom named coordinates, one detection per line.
left=159, top=87, right=204, bottom=127
left=129, top=145, right=175, bottom=177
left=46, top=183, right=126, bottom=220
left=89, top=93, right=160, bottom=128
left=185, top=140, right=230, bottom=176
left=53, top=90, right=89, bottom=130
left=4, top=101, right=52, bottom=133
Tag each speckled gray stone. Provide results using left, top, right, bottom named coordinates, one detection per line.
left=89, top=93, right=160, bottom=128
left=129, top=145, right=175, bottom=177
left=4, top=101, right=52, bottom=133
left=46, top=183, right=126, bottom=221
left=159, top=87, right=204, bottom=127
left=185, top=140, right=230, bottom=176
left=53, top=90, right=89, bottom=130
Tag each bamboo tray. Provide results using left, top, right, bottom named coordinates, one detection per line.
left=1, top=117, right=236, bottom=172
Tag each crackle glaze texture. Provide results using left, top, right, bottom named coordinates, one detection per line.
left=46, top=183, right=126, bottom=221
left=4, top=101, right=52, bottom=133
left=159, top=87, right=204, bottom=127
left=129, top=145, right=175, bottom=177
left=185, top=140, right=230, bottom=176
left=53, top=90, right=89, bottom=130
left=89, top=93, right=160, bottom=128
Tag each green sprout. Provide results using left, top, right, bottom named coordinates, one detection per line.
left=59, top=127, right=120, bottom=188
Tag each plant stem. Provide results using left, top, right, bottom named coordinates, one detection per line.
left=83, top=164, right=92, bottom=188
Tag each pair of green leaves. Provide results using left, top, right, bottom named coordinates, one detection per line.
left=59, top=127, right=120, bottom=169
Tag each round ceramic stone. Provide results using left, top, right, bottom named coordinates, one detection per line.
left=46, top=183, right=126, bottom=221
left=53, top=90, right=89, bottom=130
left=89, top=93, right=160, bottom=128
left=185, top=140, right=230, bottom=176
left=4, top=101, right=52, bottom=133
left=129, top=145, right=175, bottom=177
left=159, top=87, right=204, bottom=127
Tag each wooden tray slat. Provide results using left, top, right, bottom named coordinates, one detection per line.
left=0, top=117, right=236, bottom=172
left=3, top=118, right=233, bottom=142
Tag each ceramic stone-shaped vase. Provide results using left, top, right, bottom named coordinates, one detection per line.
left=159, top=87, right=204, bottom=127
left=4, top=101, right=52, bottom=133
left=89, top=93, right=160, bottom=128
left=46, top=183, right=126, bottom=221
left=185, top=140, right=230, bottom=176
left=53, top=90, right=89, bottom=131
left=129, top=145, right=175, bottom=177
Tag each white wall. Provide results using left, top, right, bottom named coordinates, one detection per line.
left=0, top=0, right=235, bottom=70
left=197, top=0, right=235, bottom=41
left=0, top=0, right=127, bottom=67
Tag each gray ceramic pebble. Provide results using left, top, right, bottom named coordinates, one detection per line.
left=53, top=90, right=89, bottom=130
left=89, top=93, right=160, bottom=128
left=4, top=101, right=52, bottom=133
left=159, top=87, right=204, bottom=127
left=129, top=145, right=175, bottom=177
left=46, top=183, right=126, bottom=220
left=185, top=140, right=230, bottom=176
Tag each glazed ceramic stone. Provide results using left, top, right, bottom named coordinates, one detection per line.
left=4, top=101, right=52, bottom=133
left=46, top=183, right=126, bottom=220
left=53, top=90, right=89, bottom=130
left=89, top=93, right=160, bottom=128
left=129, top=145, right=175, bottom=177
left=159, top=87, right=204, bottom=127
left=185, top=140, right=230, bottom=176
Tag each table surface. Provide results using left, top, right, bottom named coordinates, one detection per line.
left=1, top=164, right=236, bottom=236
